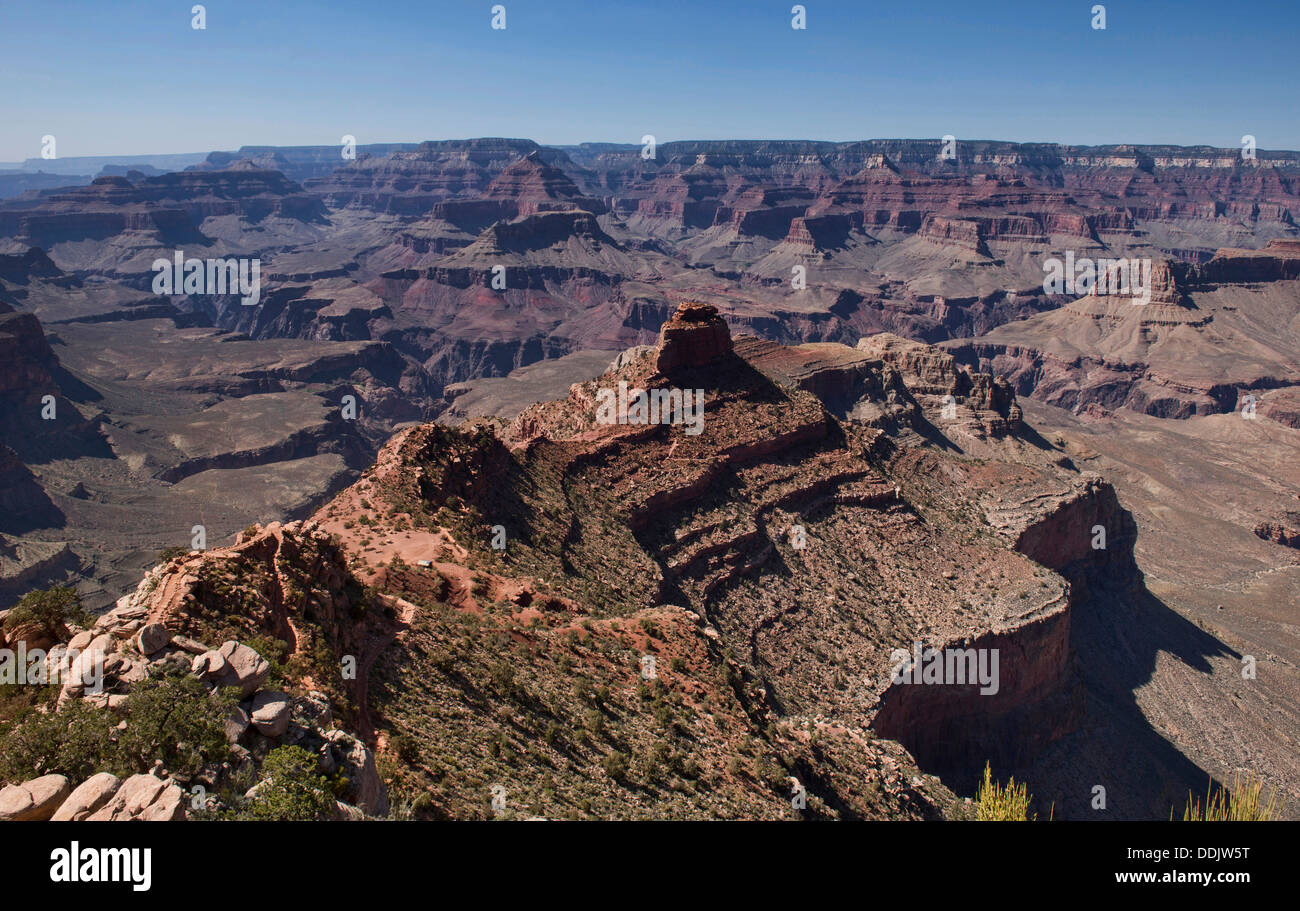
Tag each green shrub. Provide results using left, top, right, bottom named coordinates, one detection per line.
left=602, top=750, right=629, bottom=781
left=241, top=746, right=337, bottom=821
left=0, top=698, right=117, bottom=782
left=5, top=587, right=90, bottom=639
left=241, top=634, right=290, bottom=685
left=115, top=670, right=234, bottom=778
left=391, top=732, right=420, bottom=764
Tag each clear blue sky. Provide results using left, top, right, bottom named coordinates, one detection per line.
left=3, top=0, right=1298, bottom=162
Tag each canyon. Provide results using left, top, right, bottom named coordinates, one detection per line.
left=0, top=137, right=1296, bottom=819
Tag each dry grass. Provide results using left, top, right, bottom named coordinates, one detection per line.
left=975, top=762, right=1047, bottom=821
left=1179, top=772, right=1282, bottom=821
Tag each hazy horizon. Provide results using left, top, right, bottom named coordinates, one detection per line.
left=4, top=0, right=1298, bottom=162
left=7, top=134, right=1300, bottom=171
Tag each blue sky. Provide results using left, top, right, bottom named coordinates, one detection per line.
left=2, top=0, right=1298, bottom=161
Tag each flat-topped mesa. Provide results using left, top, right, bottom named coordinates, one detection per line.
left=654, top=302, right=734, bottom=373
left=1198, top=239, right=1300, bottom=284
left=1264, top=238, right=1300, bottom=256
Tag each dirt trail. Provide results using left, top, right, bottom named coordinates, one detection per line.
left=266, top=530, right=300, bottom=653
left=354, top=593, right=417, bottom=746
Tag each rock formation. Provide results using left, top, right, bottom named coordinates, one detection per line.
left=654, top=302, right=734, bottom=372
left=0, top=136, right=1296, bottom=821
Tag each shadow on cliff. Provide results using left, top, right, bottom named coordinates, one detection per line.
left=901, top=485, right=1239, bottom=819
left=998, top=577, right=1236, bottom=820
left=913, top=409, right=1077, bottom=460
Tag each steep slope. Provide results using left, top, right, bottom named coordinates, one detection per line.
left=297, top=302, right=1161, bottom=818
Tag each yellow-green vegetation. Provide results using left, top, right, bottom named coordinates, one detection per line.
left=3, top=586, right=91, bottom=640
left=217, top=745, right=338, bottom=821
left=975, top=762, right=1043, bottom=820
left=1179, top=772, right=1282, bottom=821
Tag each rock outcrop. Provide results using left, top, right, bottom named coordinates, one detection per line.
left=86, top=774, right=185, bottom=821
left=1254, top=521, right=1300, bottom=550
left=50, top=772, right=121, bottom=821
left=0, top=519, right=388, bottom=821
left=286, top=300, right=1138, bottom=818
left=654, top=302, right=734, bottom=373
left=0, top=774, right=71, bottom=821
left=860, top=333, right=1021, bottom=436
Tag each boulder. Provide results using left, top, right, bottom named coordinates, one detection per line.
left=50, top=773, right=120, bottom=821
left=2, top=620, right=57, bottom=652
left=225, top=705, right=251, bottom=744
left=86, top=773, right=185, bottom=821
left=85, top=633, right=114, bottom=658
left=136, top=623, right=171, bottom=656
left=139, top=783, right=185, bottom=821
left=192, top=649, right=228, bottom=679
left=92, top=602, right=149, bottom=637
left=116, top=656, right=147, bottom=685
left=171, top=634, right=209, bottom=655
left=60, top=646, right=108, bottom=702
left=83, top=693, right=130, bottom=711
left=43, top=645, right=67, bottom=679
left=0, top=774, right=71, bottom=821
left=210, top=641, right=269, bottom=697
left=249, top=690, right=291, bottom=737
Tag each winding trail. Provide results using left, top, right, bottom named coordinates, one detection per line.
left=353, top=593, right=417, bottom=746
left=267, top=530, right=300, bottom=654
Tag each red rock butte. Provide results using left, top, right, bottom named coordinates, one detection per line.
left=654, top=302, right=734, bottom=373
